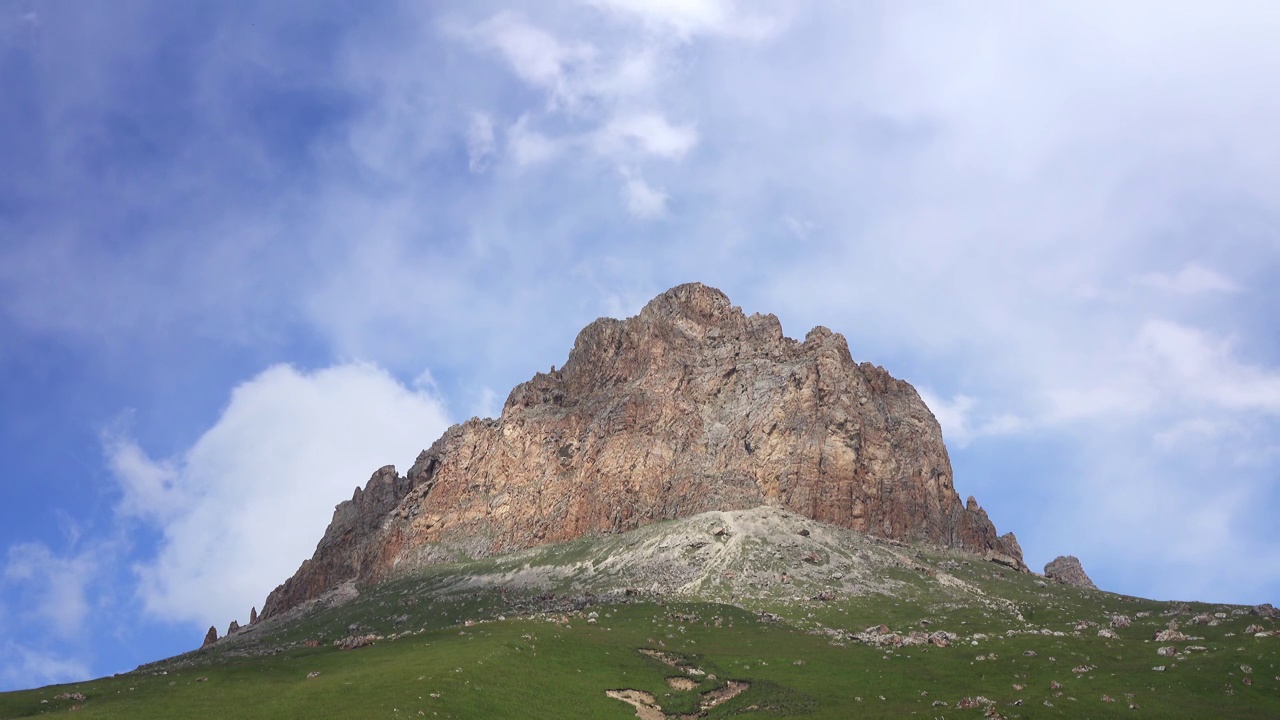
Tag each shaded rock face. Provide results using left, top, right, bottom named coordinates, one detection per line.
left=1045, top=555, right=1096, bottom=589
left=202, top=626, right=217, bottom=647
left=262, top=283, right=1024, bottom=618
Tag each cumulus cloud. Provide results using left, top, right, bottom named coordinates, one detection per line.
left=111, top=363, right=451, bottom=628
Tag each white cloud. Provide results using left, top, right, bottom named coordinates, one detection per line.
left=104, top=435, right=185, bottom=523
left=469, top=11, right=597, bottom=111
left=1135, top=264, right=1238, bottom=294
left=0, top=643, right=89, bottom=691
left=918, top=390, right=1026, bottom=448
left=595, top=113, right=697, bottom=160
left=588, top=0, right=784, bottom=41
left=3, top=543, right=96, bottom=640
left=508, top=115, right=562, bottom=165
left=466, top=112, right=496, bottom=172
left=620, top=169, right=668, bottom=218
left=114, top=363, right=451, bottom=628
left=1136, top=320, right=1280, bottom=412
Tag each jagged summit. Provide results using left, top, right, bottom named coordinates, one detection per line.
left=261, top=283, right=1023, bottom=619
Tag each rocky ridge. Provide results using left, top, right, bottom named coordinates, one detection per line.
left=261, top=283, right=1024, bottom=619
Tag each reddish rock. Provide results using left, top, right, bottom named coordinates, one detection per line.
left=261, top=283, right=1024, bottom=618
left=249, top=607, right=258, bottom=624
left=202, top=626, right=217, bottom=647
left=227, top=620, right=240, bottom=635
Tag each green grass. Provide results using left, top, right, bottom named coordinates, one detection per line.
left=3, top=526, right=1278, bottom=718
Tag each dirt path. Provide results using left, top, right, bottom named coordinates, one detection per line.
left=606, top=689, right=666, bottom=720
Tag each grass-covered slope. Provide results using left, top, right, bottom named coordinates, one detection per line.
left=3, top=508, right=1277, bottom=718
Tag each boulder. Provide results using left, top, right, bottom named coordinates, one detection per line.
left=1044, top=556, right=1096, bottom=589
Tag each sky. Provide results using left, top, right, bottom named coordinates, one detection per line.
left=2, top=0, right=1279, bottom=691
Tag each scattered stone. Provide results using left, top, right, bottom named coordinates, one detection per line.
left=1023, top=650, right=1037, bottom=657
left=53, top=693, right=87, bottom=702
left=196, top=677, right=208, bottom=683
left=1251, top=603, right=1276, bottom=618
left=1243, top=676, right=1252, bottom=686
left=1102, top=694, right=1115, bottom=703
left=336, top=634, right=379, bottom=650
left=1097, top=628, right=1118, bottom=639
left=1191, top=613, right=1213, bottom=625
left=1044, top=556, right=1096, bottom=589
left=1153, top=666, right=1166, bottom=672
left=798, top=528, right=810, bottom=537
left=1155, top=629, right=1188, bottom=642
left=932, top=700, right=948, bottom=707
left=1244, top=624, right=1265, bottom=634
left=1050, top=681, right=1062, bottom=690
left=1157, top=646, right=1177, bottom=657
left=307, top=671, right=320, bottom=679
left=1241, top=664, right=1253, bottom=674
left=1110, top=615, right=1131, bottom=628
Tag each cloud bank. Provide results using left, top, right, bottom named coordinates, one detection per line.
left=108, top=364, right=451, bottom=628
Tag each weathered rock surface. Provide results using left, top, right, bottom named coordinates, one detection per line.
left=202, top=626, right=217, bottom=647
left=1045, top=556, right=1096, bottom=589
left=262, top=283, right=1024, bottom=618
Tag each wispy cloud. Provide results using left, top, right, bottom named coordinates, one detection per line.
left=1135, top=264, right=1238, bottom=295
left=3, top=543, right=98, bottom=640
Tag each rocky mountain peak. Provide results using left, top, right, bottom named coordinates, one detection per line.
left=260, top=283, right=1025, bottom=620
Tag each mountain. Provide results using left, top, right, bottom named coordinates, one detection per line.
left=261, top=283, right=1023, bottom=620
left=6, top=283, right=1278, bottom=718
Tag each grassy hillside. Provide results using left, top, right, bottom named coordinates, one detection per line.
left=2, top=509, right=1276, bottom=718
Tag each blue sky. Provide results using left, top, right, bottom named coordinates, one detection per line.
left=3, top=0, right=1280, bottom=691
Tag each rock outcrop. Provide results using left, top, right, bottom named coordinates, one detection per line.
left=1045, top=555, right=1096, bottom=589
left=249, top=606, right=258, bottom=624
left=262, top=283, right=1024, bottom=619
left=202, top=626, right=217, bottom=647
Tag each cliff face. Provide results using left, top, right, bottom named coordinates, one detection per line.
left=262, top=283, right=1023, bottom=618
